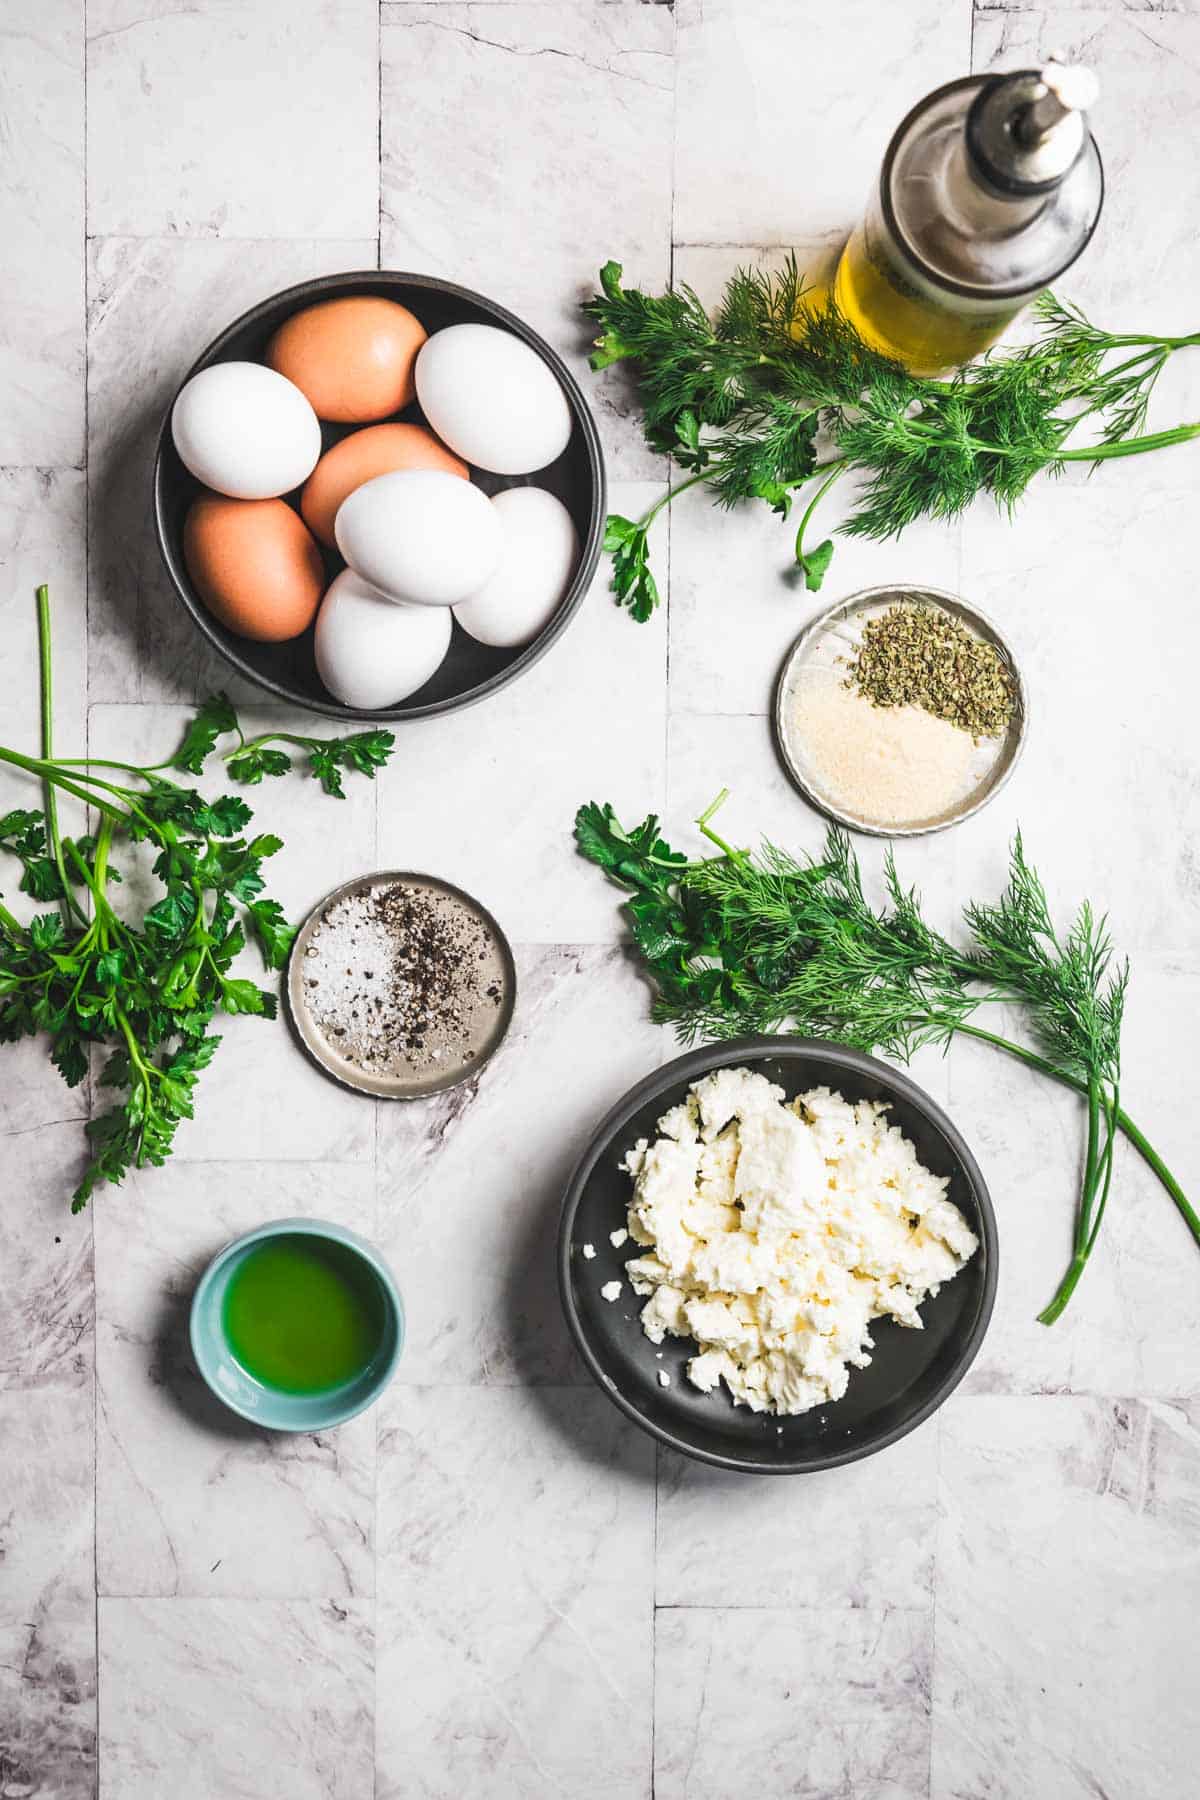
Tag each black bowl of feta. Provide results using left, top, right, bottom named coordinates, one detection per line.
left=558, top=1036, right=997, bottom=1474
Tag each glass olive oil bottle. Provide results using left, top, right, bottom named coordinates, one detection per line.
left=834, top=64, right=1103, bottom=374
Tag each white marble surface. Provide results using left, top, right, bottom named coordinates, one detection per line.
left=1, top=3, right=1198, bottom=1796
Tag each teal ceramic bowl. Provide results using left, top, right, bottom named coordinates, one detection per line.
left=189, top=1217, right=404, bottom=1430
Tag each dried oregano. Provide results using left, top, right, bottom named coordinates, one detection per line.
left=845, top=602, right=1015, bottom=739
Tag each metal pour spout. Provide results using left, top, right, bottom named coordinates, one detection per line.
left=1015, top=62, right=1102, bottom=147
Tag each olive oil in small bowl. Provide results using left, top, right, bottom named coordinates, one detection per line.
left=190, top=1219, right=403, bottom=1430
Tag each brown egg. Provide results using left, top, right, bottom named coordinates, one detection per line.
left=265, top=297, right=427, bottom=423
left=300, top=422, right=469, bottom=547
left=184, top=494, right=324, bottom=642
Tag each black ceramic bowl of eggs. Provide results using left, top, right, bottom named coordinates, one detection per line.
left=154, top=272, right=606, bottom=718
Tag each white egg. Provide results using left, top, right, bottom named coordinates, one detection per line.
left=415, top=324, right=573, bottom=475
left=334, top=468, right=502, bottom=606
left=454, top=487, right=580, bottom=649
left=315, top=568, right=453, bottom=709
left=171, top=361, right=321, bottom=499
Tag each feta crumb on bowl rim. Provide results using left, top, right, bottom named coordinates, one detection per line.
left=558, top=1037, right=997, bottom=1475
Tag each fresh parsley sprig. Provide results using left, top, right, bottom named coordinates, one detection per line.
left=0, top=589, right=396, bottom=1210
left=574, top=793, right=1195, bottom=1323
left=584, top=259, right=1200, bottom=618
left=168, top=691, right=395, bottom=797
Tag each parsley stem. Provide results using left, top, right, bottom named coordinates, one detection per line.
left=636, top=469, right=711, bottom=535
left=696, top=789, right=730, bottom=830
left=53, top=756, right=171, bottom=778
left=0, top=750, right=161, bottom=834
left=222, top=731, right=311, bottom=758
left=63, top=838, right=119, bottom=927
left=695, top=789, right=747, bottom=862
left=0, top=747, right=127, bottom=822
left=91, top=817, right=115, bottom=904
left=115, top=1005, right=155, bottom=1116
left=793, top=459, right=847, bottom=567
left=0, top=899, right=23, bottom=937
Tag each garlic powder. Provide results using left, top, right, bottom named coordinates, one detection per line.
left=789, top=676, right=976, bottom=829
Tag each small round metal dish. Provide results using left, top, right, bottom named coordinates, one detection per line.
left=286, top=870, right=516, bottom=1099
left=773, top=584, right=1028, bottom=838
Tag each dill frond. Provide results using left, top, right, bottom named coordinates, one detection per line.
left=584, top=259, right=1200, bottom=616
left=575, top=796, right=1196, bottom=1323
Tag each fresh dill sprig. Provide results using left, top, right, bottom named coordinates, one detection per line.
left=584, top=260, right=1200, bottom=619
left=573, top=794, right=1196, bottom=1324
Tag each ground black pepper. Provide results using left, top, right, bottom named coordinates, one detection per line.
left=301, top=879, right=508, bottom=1080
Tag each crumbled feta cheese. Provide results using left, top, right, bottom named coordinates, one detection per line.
left=600, top=1280, right=623, bottom=1303
left=620, top=1068, right=978, bottom=1417
left=610, top=1228, right=628, bottom=1248
left=582, top=1243, right=596, bottom=1260
left=638, top=1283, right=689, bottom=1344
left=657, top=1370, right=671, bottom=1387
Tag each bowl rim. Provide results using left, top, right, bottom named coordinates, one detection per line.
left=557, top=1035, right=998, bottom=1474
left=189, top=1214, right=406, bottom=1430
left=152, top=268, right=607, bottom=722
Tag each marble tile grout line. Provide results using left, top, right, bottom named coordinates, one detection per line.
left=81, top=231, right=391, bottom=248
left=376, top=0, right=384, bottom=277
left=655, top=9, right=680, bottom=1788
left=928, top=1407, right=943, bottom=1799
left=83, top=2, right=103, bottom=1792
left=373, top=15, right=383, bottom=1791
left=650, top=1440, right=659, bottom=1799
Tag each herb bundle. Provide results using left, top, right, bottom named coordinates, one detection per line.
left=574, top=793, right=1196, bottom=1322
left=587, top=259, right=1200, bottom=619
left=0, top=588, right=394, bottom=1211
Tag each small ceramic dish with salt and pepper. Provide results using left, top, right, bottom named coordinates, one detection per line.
left=774, top=584, right=1028, bottom=838
left=286, top=870, right=516, bottom=1098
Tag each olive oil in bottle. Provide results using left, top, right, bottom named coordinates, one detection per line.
left=834, top=64, right=1103, bottom=374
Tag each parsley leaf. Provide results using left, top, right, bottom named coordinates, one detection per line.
left=226, top=746, right=292, bottom=786
left=603, top=517, right=660, bottom=623
left=219, top=976, right=277, bottom=1018
left=29, top=913, right=66, bottom=951
left=246, top=898, right=296, bottom=970
left=574, top=803, right=687, bottom=895
left=305, top=730, right=395, bottom=798
left=50, top=1032, right=88, bottom=1088
left=170, top=693, right=240, bottom=774
left=797, top=537, right=834, bottom=591
left=202, top=795, right=254, bottom=838
left=1, top=592, right=405, bottom=1213
left=0, top=809, right=65, bottom=902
